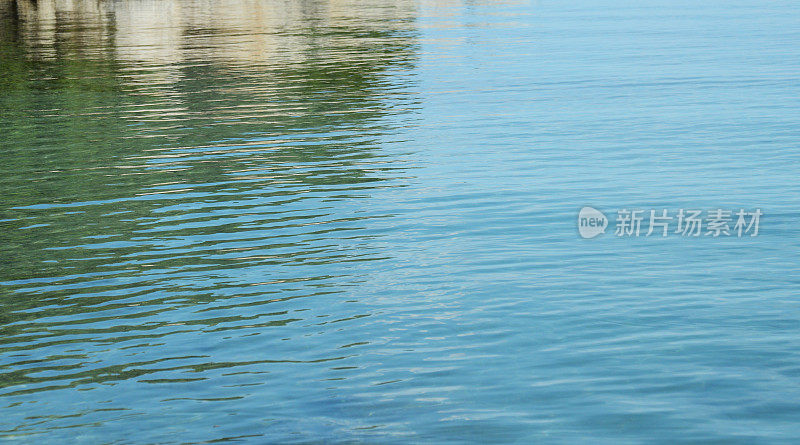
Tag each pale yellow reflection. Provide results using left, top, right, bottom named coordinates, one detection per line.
left=9, top=0, right=417, bottom=71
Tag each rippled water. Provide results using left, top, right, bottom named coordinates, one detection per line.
left=2, top=0, right=800, bottom=442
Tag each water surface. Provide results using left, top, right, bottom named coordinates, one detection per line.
left=2, top=0, right=800, bottom=442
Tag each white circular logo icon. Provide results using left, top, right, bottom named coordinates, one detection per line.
left=578, top=207, right=607, bottom=239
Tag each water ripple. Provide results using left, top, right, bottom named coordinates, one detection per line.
left=3, top=0, right=800, bottom=442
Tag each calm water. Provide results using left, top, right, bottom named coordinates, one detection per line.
left=2, top=0, right=800, bottom=442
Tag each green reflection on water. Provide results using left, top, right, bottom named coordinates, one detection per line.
left=0, top=0, right=419, bottom=406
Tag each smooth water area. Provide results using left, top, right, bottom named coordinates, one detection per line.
left=2, top=0, right=800, bottom=442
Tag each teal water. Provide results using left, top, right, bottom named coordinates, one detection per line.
left=2, top=0, right=800, bottom=442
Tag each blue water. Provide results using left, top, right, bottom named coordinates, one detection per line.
left=2, top=0, right=800, bottom=442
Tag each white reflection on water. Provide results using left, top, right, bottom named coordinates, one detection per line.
left=12, top=0, right=417, bottom=68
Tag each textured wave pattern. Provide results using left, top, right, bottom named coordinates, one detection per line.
left=2, top=0, right=800, bottom=442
